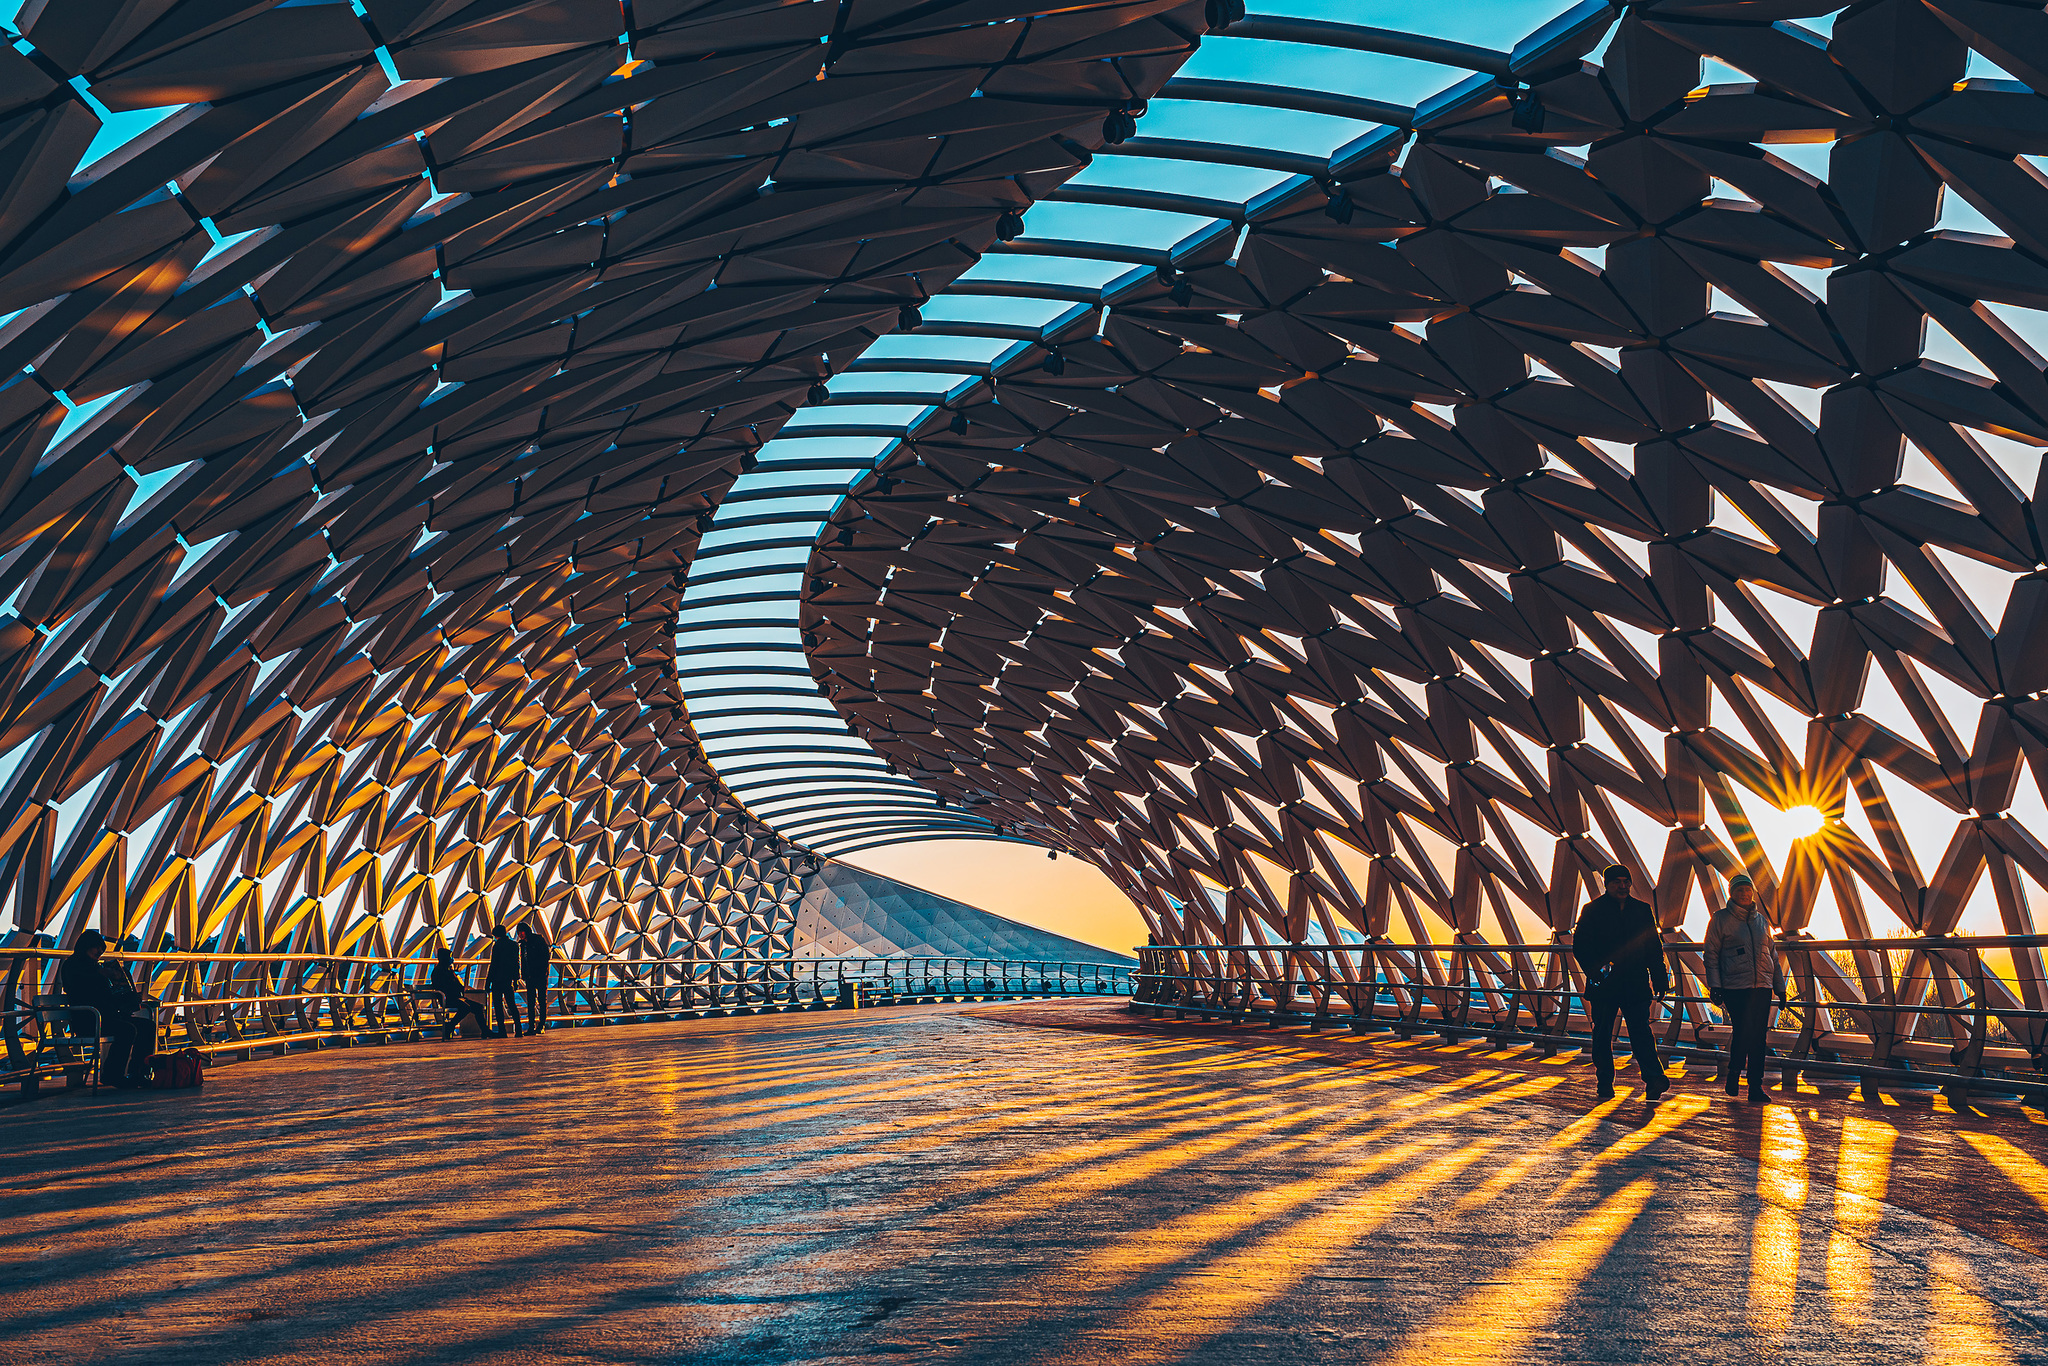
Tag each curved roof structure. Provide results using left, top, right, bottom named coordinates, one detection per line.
left=11, top=0, right=2048, bottom=978
left=674, top=1, right=1570, bottom=855
left=799, top=0, right=2048, bottom=953
left=0, top=0, right=1204, bottom=960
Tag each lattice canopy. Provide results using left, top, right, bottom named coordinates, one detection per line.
left=801, top=0, right=2048, bottom=950
left=0, top=0, right=1204, bottom=960
left=17, top=0, right=2048, bottom=966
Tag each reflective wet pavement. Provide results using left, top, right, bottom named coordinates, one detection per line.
left=2, top=1000, right=2045, bottom=1364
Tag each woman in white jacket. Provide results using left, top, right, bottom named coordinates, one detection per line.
left=1702, top=873, right=1783, bottom=1102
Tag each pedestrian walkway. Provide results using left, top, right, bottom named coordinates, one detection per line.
left=1, top=1000, right=2043, bottom=1364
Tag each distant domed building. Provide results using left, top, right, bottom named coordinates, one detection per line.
left=793, top=863, right=1133, bottom=965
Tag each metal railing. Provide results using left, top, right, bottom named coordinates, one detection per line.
left=2, top=948, right=1135, bottom=1089
left=813, top=956, right=1134, bottom=1002
left=1135, top=936, right=2048, bottom=1103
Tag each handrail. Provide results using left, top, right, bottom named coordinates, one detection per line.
left=1133, top=936, right=2048, bottom=1104
left=1, top=949, right=1135, bottom=1089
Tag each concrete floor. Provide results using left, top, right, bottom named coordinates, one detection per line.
left=2, top=1000, right=2046, bottom=1365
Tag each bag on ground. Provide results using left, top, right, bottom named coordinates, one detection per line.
left=151, top=1047, right=205, bottom=1089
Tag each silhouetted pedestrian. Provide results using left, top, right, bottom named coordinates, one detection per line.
left=429, top=948, right=488, bottom=1039
left=487, top=924, right=521, bottom=1038
left=59, top=931, right=150, bottom=1088
left=1571, top=864, right=1670, bottom=1102
left=1704, top=873, right=1783, bottom=1103
left=518, top=923, right=552, bottom=1034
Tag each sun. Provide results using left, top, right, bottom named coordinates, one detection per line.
left=1784, top=804, right=1826, bottom=839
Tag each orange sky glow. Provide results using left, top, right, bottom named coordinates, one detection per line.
left=835, top=839, right=1150, bottom=959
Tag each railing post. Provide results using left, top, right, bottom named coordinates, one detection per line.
left=1658, top=940, right=1685, bottom=1050
left=2, top=945, right=32, bottom=1079
left=1957, top=948, right=1989, bottom=1076
left=1865, top=939, right=1899, bottom=1090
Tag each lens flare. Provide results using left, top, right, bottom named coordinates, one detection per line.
left=1785, top=805, right=1826, bottom=839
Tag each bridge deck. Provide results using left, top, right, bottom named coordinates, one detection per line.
left=2, top=1000, right=2045, bottom=1364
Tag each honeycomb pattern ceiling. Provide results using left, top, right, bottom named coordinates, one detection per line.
left=800, top=0, right=2048, bottom=951
left=0, top=0, right=1208, bottom=958
left=676, top=0, right=1576, bottom=856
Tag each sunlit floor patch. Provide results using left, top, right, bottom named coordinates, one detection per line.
left=1377, top=1179, right=1658, bottom=1366
left=0, top=1001, right=2042, bottom=1365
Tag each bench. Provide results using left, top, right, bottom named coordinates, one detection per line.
left=411, top=987, right=487, bottom=1038
left=19, top=996, right=103, bottom=1093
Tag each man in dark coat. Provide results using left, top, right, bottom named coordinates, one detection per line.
left=486, top=924, right=522, bottom=1038
left=517, top=923, right=552, bottom=1035
left=59, top=930, right=148, bottom=1088
left=1571, top=864, right=1670, bottom=1101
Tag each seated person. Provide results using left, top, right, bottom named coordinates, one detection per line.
left=429, top=949, right=488, bottom=1039
left=59, top=930, right=150, bottom=1088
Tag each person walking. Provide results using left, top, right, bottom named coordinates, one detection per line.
left=487, top=924, right=522, bottom=1038
left=518, top=923, right=552, bottom=1035
left=1703, top=872, right=1783, bottom=1103
left=1571, top=864, right=1671, bottom=1102
left=429, top=947, right=489, bottom=1039
left=58, top=930, right=151, bottom=1088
